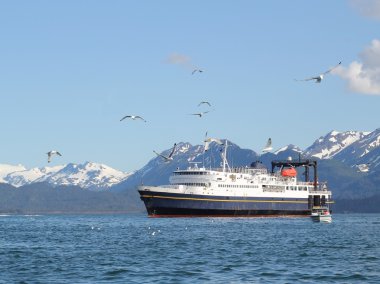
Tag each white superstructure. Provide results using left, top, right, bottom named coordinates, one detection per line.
left=141, top=141, right=331, bottom=200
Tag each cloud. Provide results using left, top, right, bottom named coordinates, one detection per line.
left=350, top=0, right=380, bottom=20
left=332, top=39, right=380, bottom=95
left=165, top=53, right=198, bottom=71
left=166, top=53, right=191, bottom=65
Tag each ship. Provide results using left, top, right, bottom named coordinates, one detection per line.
left=138, top=140, right=333, bottom=217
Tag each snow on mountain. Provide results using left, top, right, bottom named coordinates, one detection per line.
left=41, top=162, right=131, bottom=190
left=274, top=144, right=302, bottom=155
left=0, top=164, right=26, bottom=183
left=4, top=165, right=64, bottom=187
left=333, top=128, right=380, bottom=170
left=2, top=162, right=131, bottom=190
left=304, top=130, right=369, bottom=159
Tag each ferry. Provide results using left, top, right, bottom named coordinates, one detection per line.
left=138, top=140, right=333, bottom=217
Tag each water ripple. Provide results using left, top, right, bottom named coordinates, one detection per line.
left=0, top=214, right=379, bottom=283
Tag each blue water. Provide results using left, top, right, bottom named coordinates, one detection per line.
left=0, top=214, right=379, bottom=283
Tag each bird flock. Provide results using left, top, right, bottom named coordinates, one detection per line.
left=47, top=60, right=354, bottom=169
left=116, top=65, right=213, bottom=163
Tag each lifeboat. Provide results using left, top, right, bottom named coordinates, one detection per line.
left=281, top=167, right=297, bottom=177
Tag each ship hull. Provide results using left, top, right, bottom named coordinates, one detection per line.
left=139, top=190, right=311, bottom=218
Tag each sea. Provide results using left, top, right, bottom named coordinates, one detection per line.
left=0, top=214, right=379, bottom=283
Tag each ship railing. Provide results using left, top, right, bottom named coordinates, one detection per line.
left=297, top=181, right=320, bottom=186
left=178, top=166, right=268, bottom=175
left=213, top=167, right=268, bottom=174
left=309, top=190, right=331, bottom=194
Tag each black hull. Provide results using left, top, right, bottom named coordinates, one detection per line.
left=139, top=190, right=312, bottom=218
left=145, top=207, right=310, bottom=218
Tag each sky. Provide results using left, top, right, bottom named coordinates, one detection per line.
left=1, top=0, right=380, bottom=172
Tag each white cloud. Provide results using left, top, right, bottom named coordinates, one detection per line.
left=332, top=39, right=380, bottom=95
left=166, top=53, right=191, bottom=65
left=165, top=53, right=198, bottom=71
left=350, top=0, right=380, bottom=20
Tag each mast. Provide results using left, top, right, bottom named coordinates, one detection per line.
left=222, top=140, right=230, bottom=173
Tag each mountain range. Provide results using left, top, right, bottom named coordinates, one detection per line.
left=0, top=162, right=131, bottom=190
left=1, top=128, right=380, bottom=213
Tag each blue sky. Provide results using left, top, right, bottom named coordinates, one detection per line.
left=1, top=1, right=379, bottom=172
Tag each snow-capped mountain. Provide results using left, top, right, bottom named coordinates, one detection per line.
left=334, top=128, right=380, bottom=170
left=4, top=165, right=64, bottom=187
left=2, top=128, right=380, bottom=194
left=42, top=162, right=132, bottom=190
left=0, top=164, right=26, bottom=183
left=304, top=130, right=369, bottom=159
left=2, top=162, right=131, bottom=190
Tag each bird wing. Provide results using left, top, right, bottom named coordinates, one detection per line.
left=191, top=113, right=201, bottom=116
left=205, top=138, right=223, bottom=145
left=204, top=141, right=210, bottom=152
left=198, top=101, right=211, bottom=107
left=295, top=76, right=319, bottom=82
left=322, top=61, right=341, bottom=75
left=120, top=115, right=131, bottom=121
left=135, top=116, right=147, bottom=122
left=192, top=69, right=198, bottom=75
left=47, top=152, right=52, bottom=162
left=56, top=152, right=62, bottom=156
left=168, top=143, right=177, bottom=158
left=153, top=150, right=168, bottom=160
left=262, top=138, right=273, bottom=153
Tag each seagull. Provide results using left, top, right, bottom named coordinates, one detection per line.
left=47, top=150, right=62, bottom=163
left=153, top=143, right=177, bottom=162
left=198, top=101, right=211, bottom=107
left=192, top=68, right=203, bottom=75
left=295, top=61, right=341, bottom=83
left=262, top=138, right=273, bottom=153
left=356, top=163, right=370, bottom=173
left=190, top=111, right=209, bottom=118
left=120, top=115, right=146, bottom=122
left=204, top=137, right=224, bottom=152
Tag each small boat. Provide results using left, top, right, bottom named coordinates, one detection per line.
left=310, top=206, right=332, bottom=223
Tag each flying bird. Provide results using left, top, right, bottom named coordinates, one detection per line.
left=190, top=111, right=209, bottom=118
left=192, top=68, right=203, bottom=75
left=295, top=61, right=341, bottom=83
left=120, top=115, right=146, bottom=122
left=204, top=137, right=224, bottom=152
left=262, top=138, right=273, bottom=153
left=47, top=150, right=62, bottom=163
left=198, top=101, right=211, bottom=107
left=356, top=163, right=370, bottom=173
left=153, top=143, right=177, bottom=162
